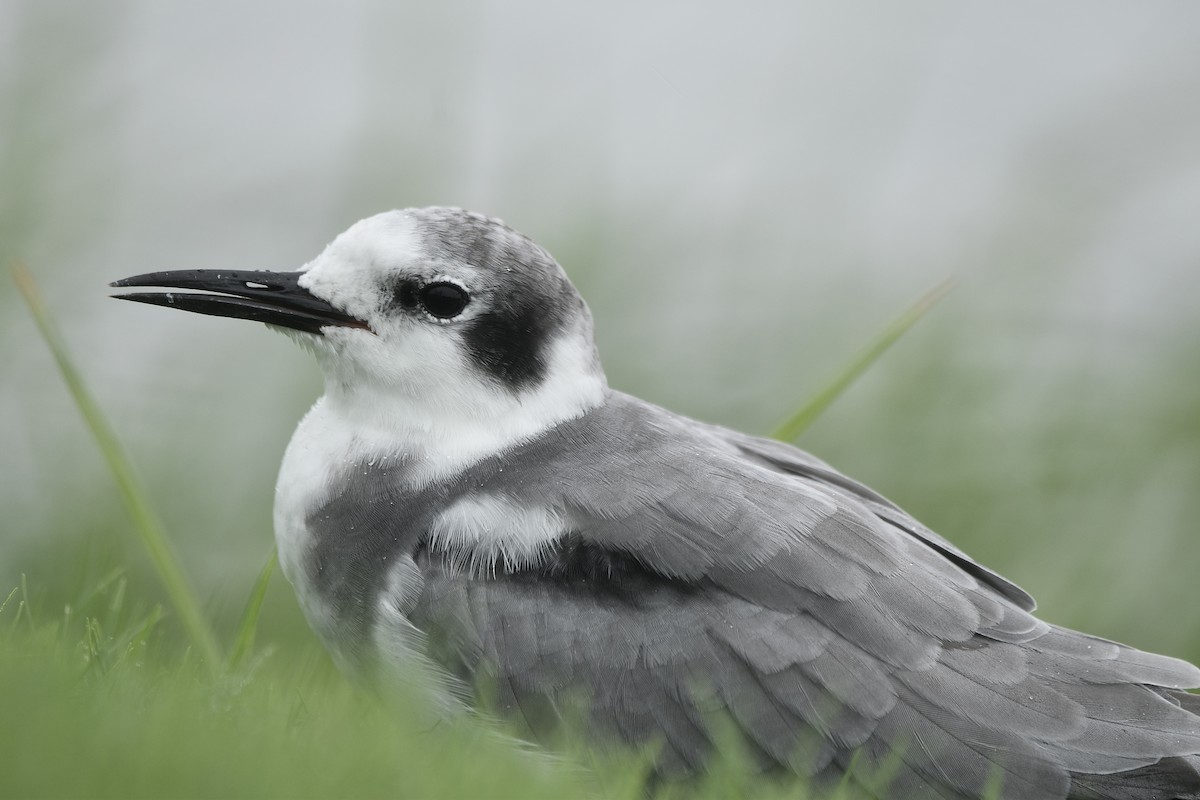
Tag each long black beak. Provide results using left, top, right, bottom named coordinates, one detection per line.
left=109, top=270, right=371, bottom=335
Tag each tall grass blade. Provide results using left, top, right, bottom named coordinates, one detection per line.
left=11, top=574, right=35, bottom=631
left=228, top=548, right=276, bottom=670
left=11, top=263, right=224, bottom=672
left=772, top=278, right=955, bottom=442
left=0, top=587, right=17, bottom=619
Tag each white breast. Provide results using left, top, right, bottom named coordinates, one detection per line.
left=274, top=396, right=351, bottom=589
left=272, top=397, right=354, bottom=646
left=274, top=395, right=431, bottom=666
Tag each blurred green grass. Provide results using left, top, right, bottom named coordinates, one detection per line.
left=0, top=562, right=869, bottom=800
left=0, top=580, right=605, bottom=800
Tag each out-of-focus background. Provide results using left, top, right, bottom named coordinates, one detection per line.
left=3, top=1, right=1199, bottom=663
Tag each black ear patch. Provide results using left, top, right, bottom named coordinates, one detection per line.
left=463, top=292, right=556, bottom=391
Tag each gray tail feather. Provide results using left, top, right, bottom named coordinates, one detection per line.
left=1058, top=685, right=1200, bottom=798
left=1069, top=754, right=1200, bottom=799
left=1028, top=632, right=1200, bottom=799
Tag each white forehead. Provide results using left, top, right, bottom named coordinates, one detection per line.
left=298, top=211, right=426, bottom=308
left=313, top=211, right=424, bottom=272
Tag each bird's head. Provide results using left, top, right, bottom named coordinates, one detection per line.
left=112, top=208, right=608, bottom=445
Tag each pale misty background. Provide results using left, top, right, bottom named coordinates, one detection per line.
left=2, top=2, right=1198, bottom=658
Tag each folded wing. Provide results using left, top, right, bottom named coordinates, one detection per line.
left=410, top=392, right=1200, bottom=799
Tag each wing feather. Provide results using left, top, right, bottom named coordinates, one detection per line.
left=397, top=392, right=1200, bottom=798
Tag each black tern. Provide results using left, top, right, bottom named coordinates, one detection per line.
left=112, top=207, right=1200, bottom=799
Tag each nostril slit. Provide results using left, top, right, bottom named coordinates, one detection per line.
left=245, top=281, right=269, bottom=289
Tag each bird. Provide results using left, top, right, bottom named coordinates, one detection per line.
left=111, top=207, right=1200, bottom=799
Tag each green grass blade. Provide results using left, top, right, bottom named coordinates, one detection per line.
left=12, top=263, right=224, bottom=672
left=0, top=587, right=17, bottom=619
left=9, top=574, right=35, bottom=632
left=771, top=278, right=955, bottom=442
left=228, top=548, right=276, bottom=670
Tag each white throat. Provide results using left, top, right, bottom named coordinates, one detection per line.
left=319, top=331, right=607, bottom=486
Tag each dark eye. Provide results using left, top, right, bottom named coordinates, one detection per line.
left=418, top=281, right=470, bottom=320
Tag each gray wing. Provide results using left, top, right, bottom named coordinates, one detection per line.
left=411, top=392, right=1200, bottom=799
